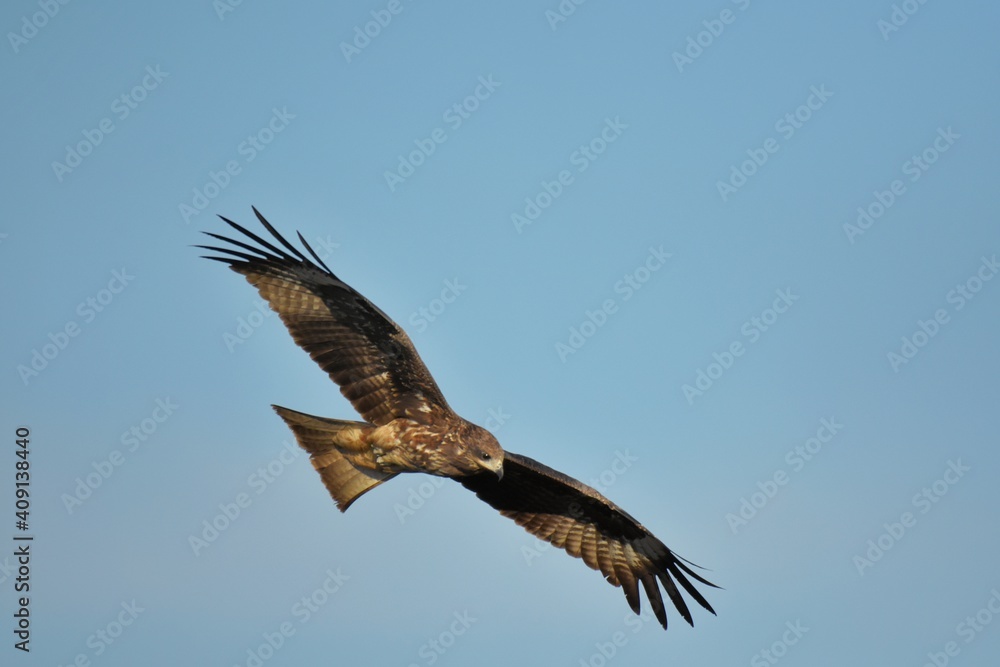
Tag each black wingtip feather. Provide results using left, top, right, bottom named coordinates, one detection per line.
left=252, top=207, right=309, bottom=263
left=667, top=563, right=717, bottom=616
left=193, top=244, right=264, bottom=264
left=656, top=570, right=693, bottom=626
left=200, top=255, right=242, bottom=264
left=216, top=214, right=294, bottom=262
left=674, top=557, right=722, bottom=589
left=206, top=209, right=335, bottom=279
left=297, top=230, right=334, bottom=275
left=639, top=574, right=668, bottom=630
left=621, top=582, right=642, bottom=617
left=201, top=231, right=274, bottom=260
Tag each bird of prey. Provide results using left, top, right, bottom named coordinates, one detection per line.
left=199, top=208, right=717, bottom=630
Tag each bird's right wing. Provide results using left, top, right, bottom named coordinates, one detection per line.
left=458, top=451, right=718, bottom=630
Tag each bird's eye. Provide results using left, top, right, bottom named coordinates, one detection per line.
left=481, top=452, right=491, bottom=460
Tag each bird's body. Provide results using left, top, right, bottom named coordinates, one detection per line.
left=200, top=209, right=717, bottom=630
left=274, top=405, right=502, bottom=509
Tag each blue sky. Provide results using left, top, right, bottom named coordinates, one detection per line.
left=2, top=1, right=999, bottom=665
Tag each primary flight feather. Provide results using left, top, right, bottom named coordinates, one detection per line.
left=199, top=208, right=718, bottom=630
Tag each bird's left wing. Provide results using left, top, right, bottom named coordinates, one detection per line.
left=458, top=451, right=718, bottom=630
left=198, top=209, right=452, bottom=426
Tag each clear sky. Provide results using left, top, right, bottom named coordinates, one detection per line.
left=2, top=1, right=999, bottom=665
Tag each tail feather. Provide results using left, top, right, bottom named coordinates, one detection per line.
left=272, top=405, right=397, bottom=511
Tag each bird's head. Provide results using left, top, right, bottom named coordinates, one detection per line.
left=460, top=422, right=505, bottom=480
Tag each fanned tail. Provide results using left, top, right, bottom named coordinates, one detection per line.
left=272, top=405, right=397, bottom=511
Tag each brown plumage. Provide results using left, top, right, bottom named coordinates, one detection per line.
left=199, top=208, right=718, bottom=630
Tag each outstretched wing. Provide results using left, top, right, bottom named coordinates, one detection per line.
left=459, top=452, right=718, bottom=630
left=199, top=208, right=452, bottom=426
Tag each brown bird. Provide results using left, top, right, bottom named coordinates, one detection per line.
left=199, top=208, right=718, bottom=630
